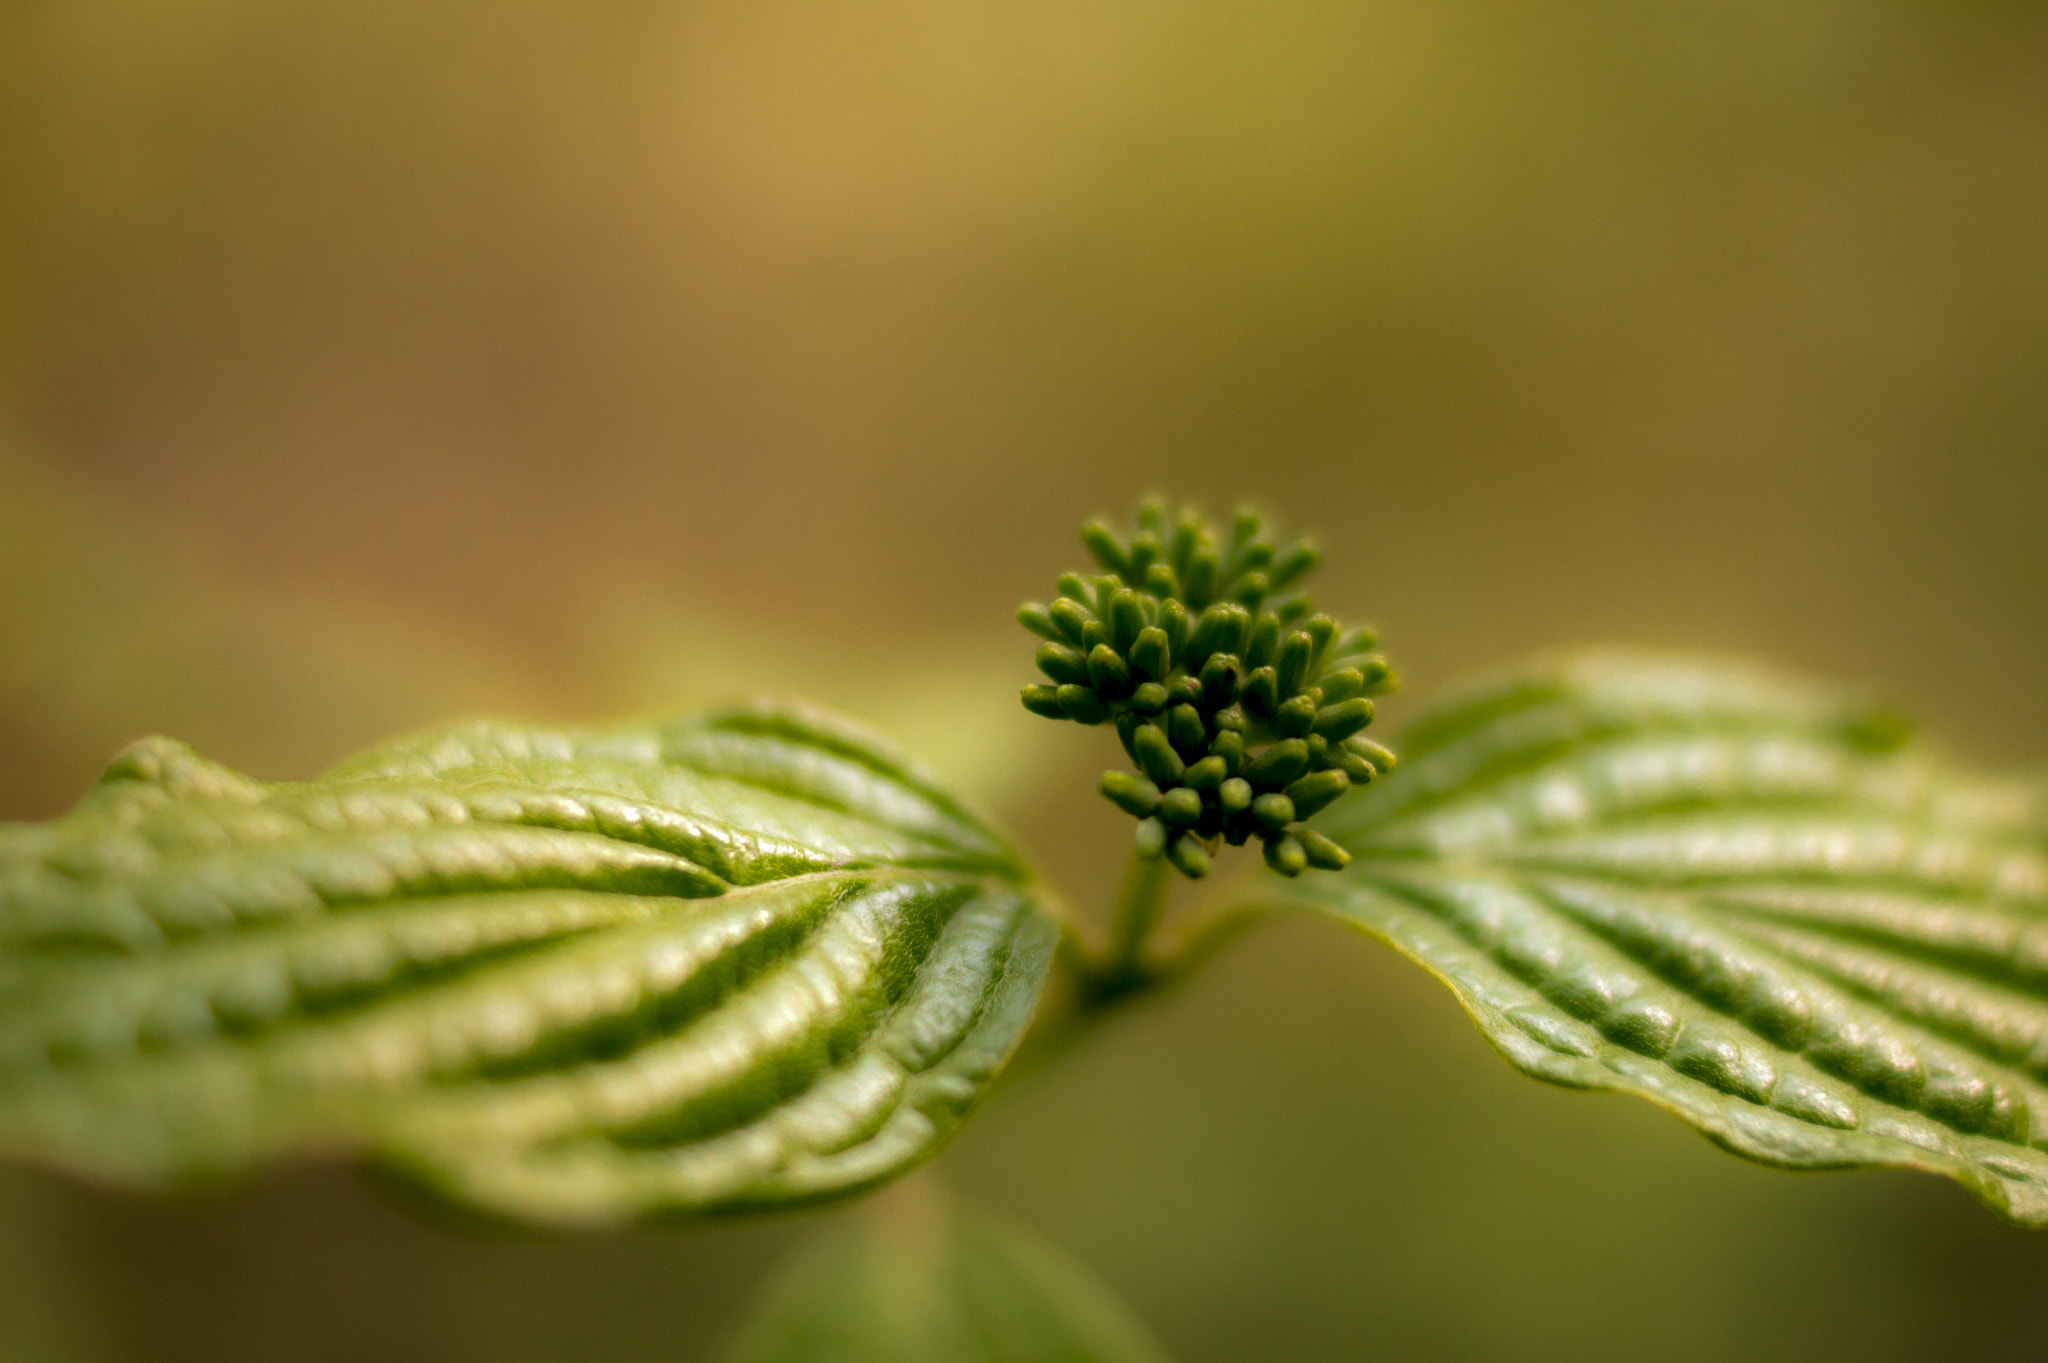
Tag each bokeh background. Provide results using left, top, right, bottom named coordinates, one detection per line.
left=4, top=1, right=2048, bottom=1358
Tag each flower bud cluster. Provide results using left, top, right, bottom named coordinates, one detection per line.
left=1018, top=499, right=1396, bottom=879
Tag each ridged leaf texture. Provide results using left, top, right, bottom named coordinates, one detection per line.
left=0, top=702, right=1056, bottom=1228
left=721, top=1193, right=1171, bottom=1363
left=1304, top=651, right=2048, bottom=1224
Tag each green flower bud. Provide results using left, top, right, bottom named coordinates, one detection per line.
left=1272, top=693, right=1317, bottom=738
left=1133, top=723, right=1185, bottom=786
left=1263, top=832, right=1308, bottom=877
left=1244, top=738, right=1310, bottom=789
left=1056, top=684, right=1108, bottom=724
left=1245, top=613, right=1281, bottom=669
left=1128, top=530, right=1160, bottom=581
left=1346, top=736, right=1397, bottom=771
left=1268, top=540, right=1320, bottom=592
left=1116, top=711, right=1143, bottom=762
left=1048, top=599, right=1093, bottom=646
left=1318, top=668, right=1366, bottom=704
left=1017, top=602, right=1062, bottom=642
left=1200, top=653, right=1241, bottom=709
left=1021, top=685, right=1065, bottom=719
left=1081, top=520, right=1131, bottom=579
left=1129, top=681, right=1169, bottom=712
left=1297, top=829, right=1351, bottom=870
left=1167, top=833, right=1210, bottom=879
left=1338, top=749, right=1379, bottom=783
left=1226, top=504, right=1258, bottom=545
left=1189, top=603, right=1250, bottom=666
left=1158, top=598, right=1192, bottom=665
left=1303, top=613, right=1340, bottom=660
left=1108, top=590, right=1146, bottom=653
left=1088, top=643, right=1132, bottom=698
left=1334, top=624, right=1378, bottom=656
left=1134, top=817, right=1168, bottom=859
left=1100, top=770, right=1162, bottom=817
left=1312, top=697, right=1374, bottom=742
left=1129, top=626, right=1171, bottom=682
left=1284, top=769, right=1350, bottom=819
left=1036, top=641, right=1091, bottom=686
left=1160, top=787, right=1204, bottom=826
left=1240, top=666, right=1280, bottom=720
left=1183, top=547, right=1218, bottom=608
left=1022, top=499, right=1387, bottom=869
left=1184, top=754, right=1226, bottom=789
left=1168, top=514, right=1198, bottom=568
left=1251, top=793, right=1296, bottom=831
left=1328, top=654, right=1395, bottom=693
left=1275, top=631, right=1314, bottom=697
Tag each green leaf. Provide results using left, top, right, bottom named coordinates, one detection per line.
left=0, top=701, right=1057, bottom=1228
left=719, top=1186, right=1171, bottom=1363
left=1299, top=650, right=2048, bottom=1224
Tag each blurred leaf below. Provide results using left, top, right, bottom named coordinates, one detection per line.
left=719, top=1181, right=1171, bottom=1363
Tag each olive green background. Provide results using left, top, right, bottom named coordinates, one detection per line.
left=3, top=1, right=2047, bottom=1358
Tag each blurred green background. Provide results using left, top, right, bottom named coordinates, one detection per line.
left=3, top=1, right=2047, bottom=1358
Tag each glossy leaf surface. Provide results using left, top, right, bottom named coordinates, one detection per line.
left=1304, top=651, right=2048, bottom=1223
left=0, top=702, right=1056, bottom=1227
left=721, top=1190, right=1171, bottom=1363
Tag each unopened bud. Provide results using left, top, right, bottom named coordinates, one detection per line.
left=1272, top=693, right=1317, bottom=738
left=1021, top=686, right=1065, bottom=719
left=1134, top=817, right=1167, bottom=859
left=1283, top=769, right=1350, bottom=819
left=1159, top=787, right=1205, bottom=827
left=1297, top=829, right=1351, bottom=870
left=1167, top=833, right=1211, bottom=879
left=1244, top=738, right=1310, bottom=789
left=1240, top=666, right=1281, bottom=720
left=1263, top=833, right=1308, bottom=877
left=1100, top=770, right=1162, bottom=817
left=1088, top=643, right=1132, bottom=698
left=1133, top=723, right=1186, bottom=786
left=1036, top=642, right=1091, bottom=686
left=1128, top=626, right=1171, bottom=682
left=1251, top=792, right=1296, bottom=831
left=1081, top=520, right=1131, bottom=579
left=1312, top=697, right=1374, bottom=742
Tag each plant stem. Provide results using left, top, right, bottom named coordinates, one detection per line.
left=1092, top=848, right=1174, bottom=999
left=995, top=892, right=1281, bottom=1096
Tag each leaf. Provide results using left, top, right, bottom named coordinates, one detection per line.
left=1298, top=649, right=2048, bottom=1224
left=0, top=701, right=1058, bottom=1228
left=719, top=1185, right=1172, bottom=1363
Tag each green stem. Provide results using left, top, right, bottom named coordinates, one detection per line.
left=996, top=893, right=1282, bottom=1095
left=1092, top=848, right=1175, bottom=999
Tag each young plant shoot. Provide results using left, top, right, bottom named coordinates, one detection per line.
left=2, top=497, right=2046, bottom=1360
